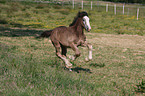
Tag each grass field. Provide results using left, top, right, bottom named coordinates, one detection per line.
left=0, top=1, right=145, bottom=96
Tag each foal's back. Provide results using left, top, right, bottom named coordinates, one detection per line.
left=50, top=26, right=76, bottom=47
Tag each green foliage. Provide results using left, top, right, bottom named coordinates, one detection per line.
left=136, top=79, right=145, bottom=93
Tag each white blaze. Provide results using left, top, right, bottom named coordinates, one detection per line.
left=83, top=16, right=91, bottom=31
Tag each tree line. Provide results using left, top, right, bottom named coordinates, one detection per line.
left=101, top=0, right=145, bottom=4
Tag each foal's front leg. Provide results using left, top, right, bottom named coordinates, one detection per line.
left=83, top=41, right=93, bottom=62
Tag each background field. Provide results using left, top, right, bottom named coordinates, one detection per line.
left=0, top=1, right=145, bottom=96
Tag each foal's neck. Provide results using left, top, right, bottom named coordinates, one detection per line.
left=70, top=18, right=84, bottom=37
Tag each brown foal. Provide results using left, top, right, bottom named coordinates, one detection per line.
left=41, top=11, right=92, bottom=71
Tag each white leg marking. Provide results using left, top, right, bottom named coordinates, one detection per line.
left=85, top=44, right=92, bottom=62
left=89, top=45, right=92, bottom=60
left=61, top=57, right=72, bottom=67
left=69, top=55, right=75, bottom=61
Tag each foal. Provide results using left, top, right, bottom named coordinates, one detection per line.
left=45, top=11, right=92, bottom=71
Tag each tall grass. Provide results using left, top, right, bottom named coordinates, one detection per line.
left=0, top=42, right=102, bottom=96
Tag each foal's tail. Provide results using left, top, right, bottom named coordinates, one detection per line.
left=37, top=30, right=53, bottom=38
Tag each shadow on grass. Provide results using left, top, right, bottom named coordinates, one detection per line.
left=68, top=67, right=92, bottom=73
left=135, top=79, right=145, bottom=94
left=90, top=63, right=105, bottom=68
left=0, top=26, right=44, bottom=37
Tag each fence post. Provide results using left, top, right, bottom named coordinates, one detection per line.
left=114, top=4, right=116, bottom=15
left=91, top=1, right=92, bottom=10
left=137, top=8, right=139, bottom=20
left=72, top=0, right=74, bottom=9
left=127, top=8, right=129, bottom=15
left=106, top=4, right=108, bottom=12
left=123, top=4, right=124, bottom=15
left=82, top=0, right=83, bottom=9
left=97, top=1, right=99, bottom=11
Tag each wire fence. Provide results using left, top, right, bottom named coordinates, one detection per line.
left=11, top=0, right=145, bottom=20
left=73, top=0, right=145, bottom=20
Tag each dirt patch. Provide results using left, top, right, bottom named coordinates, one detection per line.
left=87, top=33, right=145, bottom=50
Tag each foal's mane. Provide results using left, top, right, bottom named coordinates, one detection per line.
left=69, top=11, right=88, bottom=27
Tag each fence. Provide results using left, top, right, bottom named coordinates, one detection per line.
left=12, top=0, right=145, bottom=20
left=71, top=0, right=145, bottom=20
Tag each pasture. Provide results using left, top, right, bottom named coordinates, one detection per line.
left=0, top=1, right=145, bottom=96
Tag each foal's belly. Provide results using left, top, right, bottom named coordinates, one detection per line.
left=60, top=37, right=85, bottom=48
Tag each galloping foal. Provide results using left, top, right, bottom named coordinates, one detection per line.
left=41, top=11, right=92, bottom=71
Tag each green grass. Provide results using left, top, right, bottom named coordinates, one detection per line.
left=0, top=1, right=145, bottom=96
left=0, top=1, right=145, bottom=35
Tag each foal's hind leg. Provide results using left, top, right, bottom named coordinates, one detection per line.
left=69, top=43, right=81, bottom=60
left=52, top=41, right=72, bottom=69
left=61, top=44, right=67, bottom=57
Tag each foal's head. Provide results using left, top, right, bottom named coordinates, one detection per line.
left=69, top=11, right=91, bottom=32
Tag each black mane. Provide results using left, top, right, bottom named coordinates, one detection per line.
left=69, top=11, right=88, bottom=27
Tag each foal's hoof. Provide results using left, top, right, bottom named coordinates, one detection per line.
left=65, top=61, right=73, bottom=72
left=85, top=57, right=92, bottom=62
left=69, top=55, right=75, bottom=61
left=65, top=66, right=72, bottom=72
left=69, top=68, right=72, bottom=71
left=85, top=58, right=90, bottom=62
left=65, top=65, right=72, bottom=68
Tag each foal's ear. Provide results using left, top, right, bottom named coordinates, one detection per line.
left=78, top=11, right=88, bottom=18
left=77, top=11, right=81, bottom=17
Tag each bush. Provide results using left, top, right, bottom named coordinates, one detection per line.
left=136, top=79, right=145, bottom=93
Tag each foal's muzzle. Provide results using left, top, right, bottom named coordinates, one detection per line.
left=87, top=28, right=91, bottom=32
left=85, top=25, right=91, bottom=32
